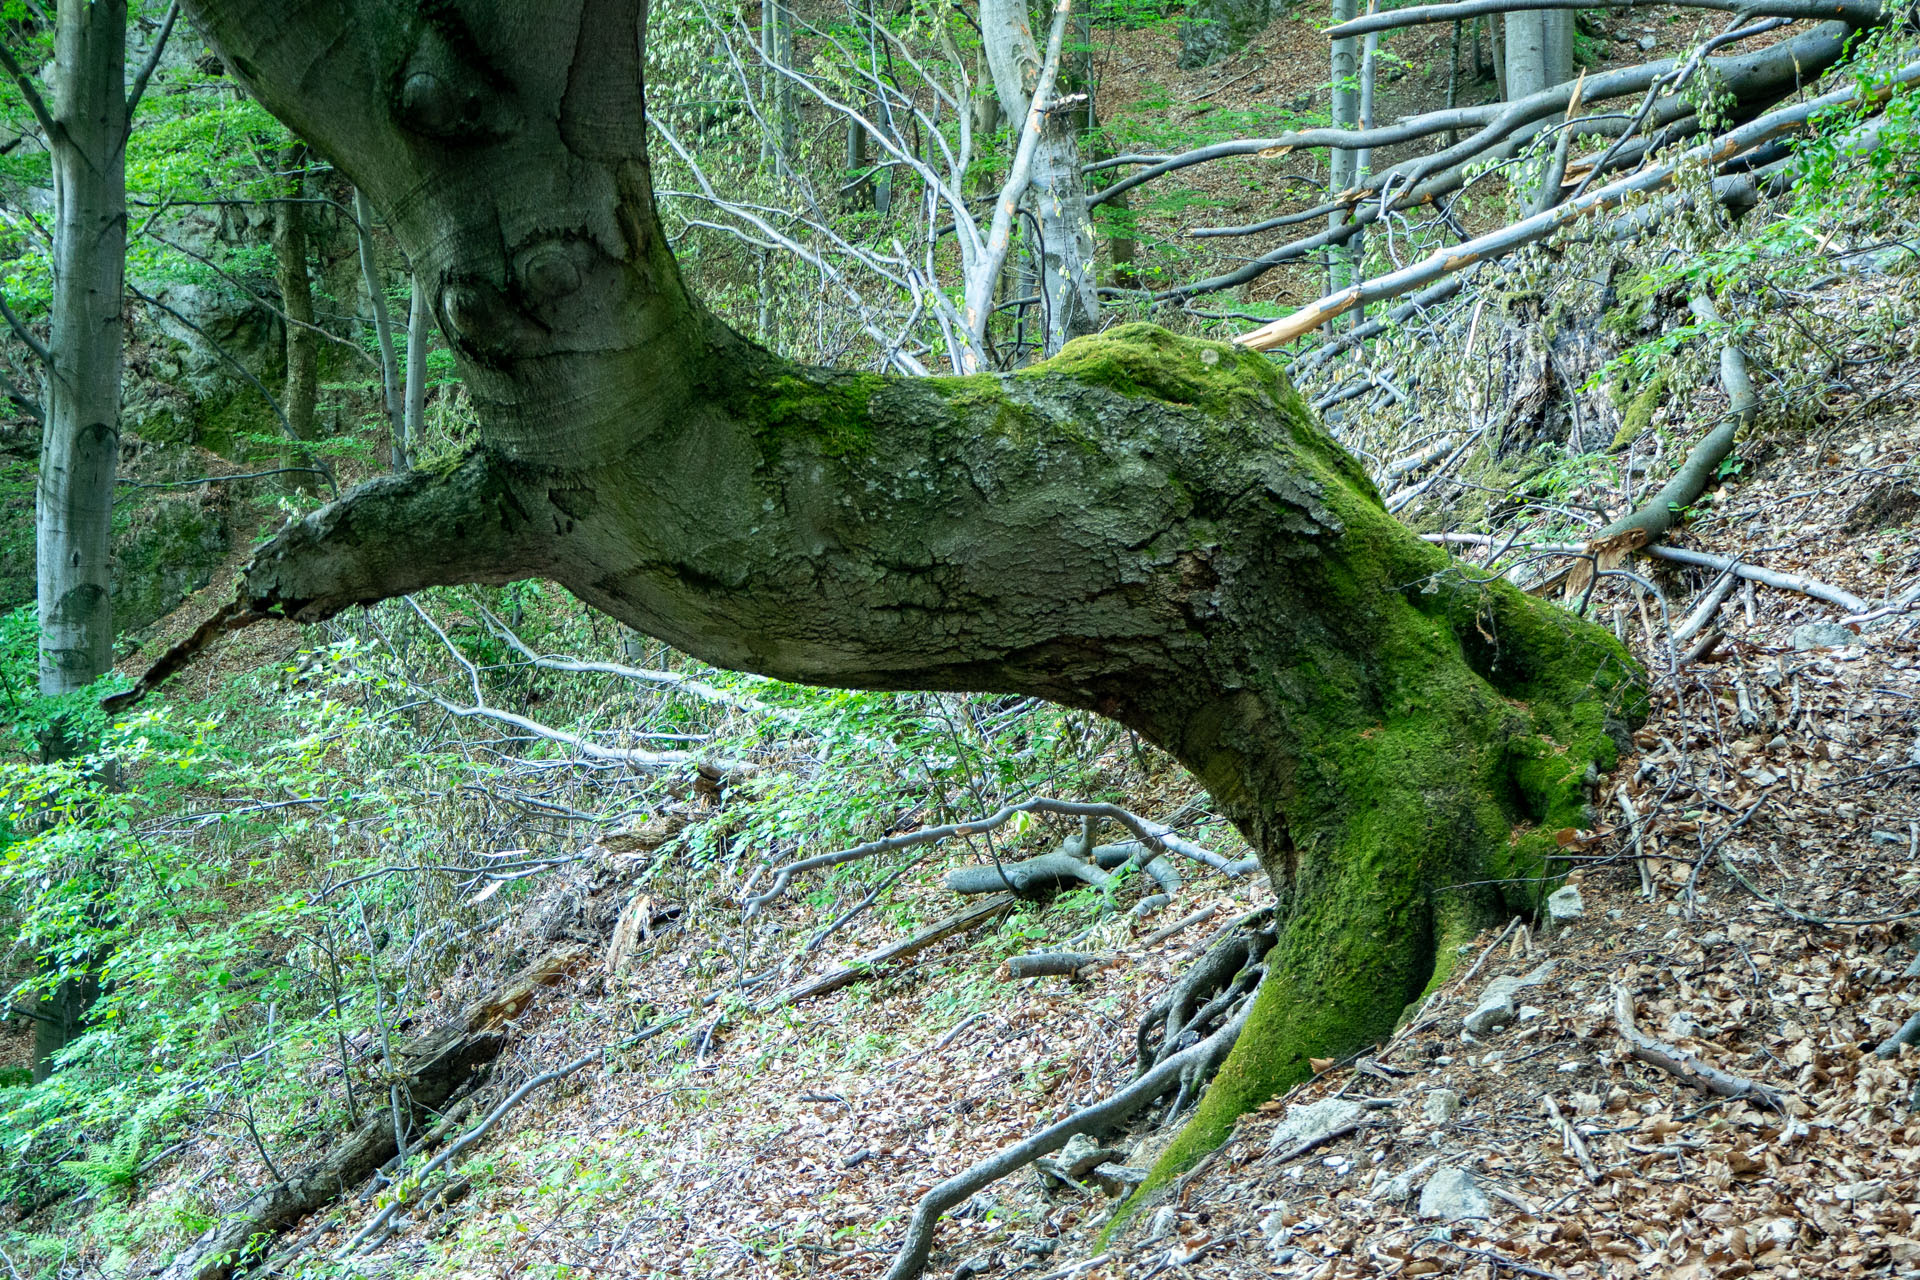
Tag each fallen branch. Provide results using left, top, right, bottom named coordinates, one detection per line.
left=1235, top=54, right=1919, bottom=348
left=1326, top=0, right=1879, bottom=40
left=156, top=947, right=591, bottom=1280
left=762, top=894, right=1018, bottom=1007
left=1142, top=903, right=1219, bottom=948
left=338, top=1047, right=602, bottom=1256
left=1568, top=291, right=1755, bottom=596
left=881, top=1002, right=1254, bottom=1280
left=1613, top=983, right=1783, bottom=1109
left=745, top=798, right=1251, bottom=918
left=1420, top=533, right=1873, bottom=614
left=1543, top=1094, right=1601, bottom=1183
left=1007, top=951, right=1107, bottom=979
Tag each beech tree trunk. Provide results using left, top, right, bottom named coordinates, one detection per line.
left=271, top=152, right=319, bottom=451
left=980, top=0, right=1100, bottom=354
left=169, top=0, right=1645, bottom=1187
left=37, top=0, right=130, bottom=694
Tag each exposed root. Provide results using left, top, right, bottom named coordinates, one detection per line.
left=880, top=1001, right=1254, bottom=1280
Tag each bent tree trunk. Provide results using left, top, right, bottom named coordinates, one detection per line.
left=171, top=0, right=1646, bottom=1194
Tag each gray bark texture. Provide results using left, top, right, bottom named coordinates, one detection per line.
left=37, top=0, right=130, bottom=693
left=980, top=0, right=1099, bottom=353
left=157, top=0, right=1645, bottom=1199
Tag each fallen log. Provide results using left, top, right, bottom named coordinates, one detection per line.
left=157, top=945, right=593, bottom=1280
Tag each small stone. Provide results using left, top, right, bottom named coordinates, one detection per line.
left=1463, top=993, right=1514, bottom=1035
left=1422, top=1089, right=1461, bottom=1125
left=1463, top=960, right=1557, bottom=1034
left=1607, top=908, right=1623, bottom=920
left=1636, top=32, right=1658, bottom=50
left=1700, top=931, right=1727, bottom=947
left=1089, top=1162, right=1147, bottom=1196
left=1872, top=830, right=1906, bottom=846
left=1791, top=622, right=1858, bottom=650
left=1373, top=1154, right=1440, bottom=1201
left=1518, top=1005, right=1545, bottom=1022
left=1148, top=1206, right=1179, bottom=1241
left=1418, top=1166, right=1493, bottom=1222
left=1265, top=1098, right=1368, bottom=1158
left=1547, top=885, right=1585, bottom=922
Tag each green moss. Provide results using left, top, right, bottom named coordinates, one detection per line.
left=1612, top=373, right=1666, bottom=450
left=192, top=389, right=279, bottom=460
left=750, top=368, right=886, bottom=460
left=1022, top=322, right=1282, bottom=419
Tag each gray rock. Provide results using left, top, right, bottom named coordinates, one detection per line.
left=1418, top=1166, right=1494, bottom=1222
left=1546, top=885, right=1585, bottom=923
left=1463, top=961, right=1557, bottom=1035
left=1636, top=32, right=1658, bottom=50
left=1148, top=1206, right=1179, bottom=1241
left=1177, top=0, right=1276, bottom=67
left=1265, top=1097, right=1369, bottom=1158
left=1372, top=1154, right=1440, bottom=1202
left=1035, top=1133, right=1124, bottom=1189
left=1089, top=1162, right=1147, bottom=1196
left=1791, top=622, right=1859, bottom=651
left=1422, top=1089, right=1461, bottom=1126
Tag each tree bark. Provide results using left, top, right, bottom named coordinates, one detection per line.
left=168, top=0, right=1646, bottom=1190
left=271, top=151, right=318, bottom=446
left=37, top=0, right=130, bottom=694
left=980, top=0, right=1099, bottom=354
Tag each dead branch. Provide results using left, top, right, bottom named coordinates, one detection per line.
left=882, top=1001, right=1254, bottom=1280
left=477, top=605, right=785, bottom=717
left=761, top=894, right=1017, bottom=1007
left=745, top=797, right=1250, bottom=917
left=1421, top=533, right=1873, bottom=615
left=1613, top=983, right=1783, bottom=1110
left=1142, top=903, right=1218, bottom=947
left=1235, top=51, right=1916, bottom=346
left=1326, top=0, right=1880, bottom=40
left=1007, top=951, right=1107, bottom=978
left=1543, top=1094, right=1601, bottom=1183
left=156, top=947, right=591, bottom=1280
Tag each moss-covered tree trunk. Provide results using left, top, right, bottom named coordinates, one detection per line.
left=169, top=0, right=1646, bottom=1176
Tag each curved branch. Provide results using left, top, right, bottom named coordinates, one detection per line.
left=104, top=455, right=553, bottom=713
left=1326, top=0, right=1880, bottom=40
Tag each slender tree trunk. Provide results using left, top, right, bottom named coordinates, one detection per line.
left=761, top=0, right=796, bottom=165
left=353, top=188, right=405, bottom=470
left=980, top=0, right=1099, bottom=355
left=1328, top=0, right=1360, bottom=296
left=171, top=0, right=1648, bottom=1193
left=271, top=151, right=318, bottom=460
left=37, top=0, right=130, bottom=694
left=402, top=275, right=428, bottom=468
